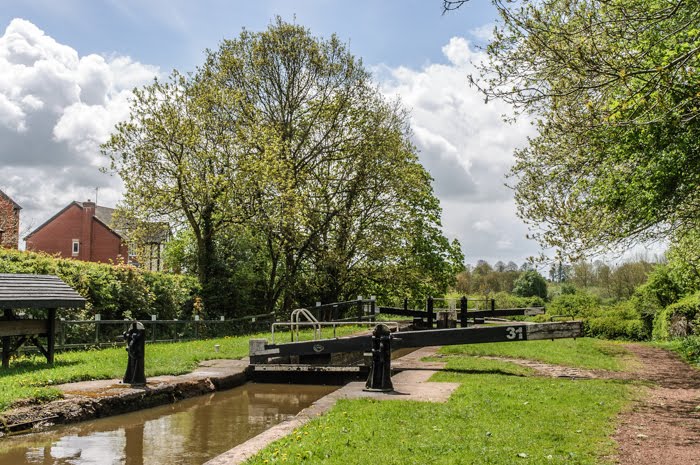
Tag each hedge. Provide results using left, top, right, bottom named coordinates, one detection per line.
left=535, top=293, right=648, bottom=340
left=0, top=248, right=199, bottom=320
left=652, top=291, right=700, bottom=340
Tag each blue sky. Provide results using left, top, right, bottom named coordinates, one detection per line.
left=0, top=0, right=547, bottom=267
left=2, top=0, right=497, bottom=71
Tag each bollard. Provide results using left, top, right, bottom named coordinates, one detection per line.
left=122, top=321, right=146, bottom=386
left=364, top=324, right=393, bottom=392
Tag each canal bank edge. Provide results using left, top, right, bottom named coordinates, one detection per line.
left=205, top=347, right=458, bottom=465
left=0, top=359, right=250, bottom=435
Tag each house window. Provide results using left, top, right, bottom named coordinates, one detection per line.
left=72, top=239, right=79, bottom=256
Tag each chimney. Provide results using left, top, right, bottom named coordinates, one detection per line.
left=81, top=200, right=96, bottom=261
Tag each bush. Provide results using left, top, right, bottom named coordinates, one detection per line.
left=560, top=283, right=577, bottom=295
left=493, top=291, right=545, bottom=309
left=547, top=291, right=600, bottom=317
left=585, top=317, right=647, bottom=340
left=652, top=291, right=700, bottom=340
left=513, top=270, right=548, bottom=299
left=676, top=336, right=700, bottom=365
left=0, top=248, right=199, bottom=320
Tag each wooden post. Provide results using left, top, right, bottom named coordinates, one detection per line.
left=403, top=298, right=408, bottom=311
left=427, top=296, right=434, bottom=328
left=47, top=308, right=56, bottom=365
left=491, top=298, right=496, bottom=317
left=2, top=309, right=11, bottom=368
left=2, top=335, right=9, bottom=368
left=460, top=296, right=468, bottom=327
left=59, top=319, right=65, bottom=349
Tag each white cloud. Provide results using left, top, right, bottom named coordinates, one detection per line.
left=377, top=36, right=539, bottom=265
left=0, top=18, right=159, bottom=239
left=469, top=23, right=495, bottom=42
left=473, top=220, right=494, bottom=232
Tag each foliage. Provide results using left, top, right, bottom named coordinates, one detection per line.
left=247, top=354, right=630, bottom=465
left=661, top=336, right=700, bottom=367
left=585, top=308, right=649, bottom=341
left=665, top=229, right=700, bottom=294
left=0, top=248, right=198, bottom=320
left=652, top=291, right=700, bottom=340
left=547, top=291, right=600, bottom=317
left=512, top=270, right=547, bottom=299
left=457, top=266, right=521, bottom=295
left=605, top=261, right=655, bottom=300
left=102, top=64, right=244, bottom=312
left=640, top=264, right=684, bottom=309
left=492, top=291, right=544, bottom=310
left=105, top=18, right=460, bottom=314
left=455, top=0, right=700, bottom=258
left=559, top=283, right=577, bottom=295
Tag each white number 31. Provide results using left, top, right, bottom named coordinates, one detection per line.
left=506, top=327, right=524, bottom=340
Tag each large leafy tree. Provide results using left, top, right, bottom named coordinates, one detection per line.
left=446, top=0, right=700, bottom=259
left=107, top=18, right=460, bottom=313
left=102, top=71, right=244, bottom=309
left=201, top=18, right=461, bottom=312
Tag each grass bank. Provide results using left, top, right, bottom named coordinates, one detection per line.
left=0, top=326, right=362, bottom=412
left=245, top=339, right=635, bottom=465
left=439, top=337, right=633, bottom=371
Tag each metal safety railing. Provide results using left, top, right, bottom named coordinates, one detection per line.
left=270, top=320, right=399, bottom=344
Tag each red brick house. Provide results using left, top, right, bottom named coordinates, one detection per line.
left=25, top=201, right=128, bottom=263
left=0, top=190, right=21, bottom=249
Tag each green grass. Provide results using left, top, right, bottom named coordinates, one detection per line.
left=0, top=326, right=364, bottom=413
left=245, top=355, right=632, bottom=465
left=438, top=337, right=633, bottom=371
left=654, top=336, right=700, bottom=367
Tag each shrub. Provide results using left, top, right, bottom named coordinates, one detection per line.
left=652, top=291, right=700, bottom=340
left=513, top=270, right=548, bottom=299
left=0, top=248, right=199, bottom=320
left=676, top=336, right=700, bottom=365
left=560, top=283, right=577, bottom=295
left=493, top=291, right=545, bottom=309
left=642, top=264, right=684, bottom=308
left=547, top=291, right=600, bottom=317
left=583, top=301, right=649, bottom=340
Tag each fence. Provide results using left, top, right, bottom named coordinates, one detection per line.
left=53, top=312, right=276, bottom=350
left=304, top=296, right=377, bottom=322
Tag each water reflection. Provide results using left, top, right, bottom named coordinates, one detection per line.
left=0, top=383, right=336, bottom=465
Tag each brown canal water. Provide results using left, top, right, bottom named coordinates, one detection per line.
left=0, top=383, right=336, bottom=465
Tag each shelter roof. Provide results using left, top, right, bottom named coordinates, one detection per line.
left=0, top=273, right=86, bottom=309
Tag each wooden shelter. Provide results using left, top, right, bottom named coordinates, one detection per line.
left=0, top=273, right=86, bottom=368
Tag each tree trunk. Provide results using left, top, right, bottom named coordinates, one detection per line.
left=196, top=206, right=217, bottom=316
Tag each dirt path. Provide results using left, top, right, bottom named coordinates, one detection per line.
left=613, top=344, right=700, bottom=465
left=479, top=344, right=700, bottom=464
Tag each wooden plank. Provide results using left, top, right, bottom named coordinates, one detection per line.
left=377, top=307, right=425, bottom=317
left=0, top=319, right=49, bottom=337
left=526, top=322, right=583, bottom=340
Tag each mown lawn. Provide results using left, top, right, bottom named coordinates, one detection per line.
left=245, top=339, right=635, bottom=465
left=438, top=337, right=634, bottom=371
left=0, top=326, right=362, bottom=412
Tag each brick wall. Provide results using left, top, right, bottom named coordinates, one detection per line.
left=0, top=196, right=20, bottom=249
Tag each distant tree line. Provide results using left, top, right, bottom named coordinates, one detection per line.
left=456, top=257, right=657, bottom=301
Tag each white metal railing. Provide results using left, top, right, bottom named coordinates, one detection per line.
left=290, top=307, right=322, bottom=341
left=271, top=320, right=399, bottom=344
